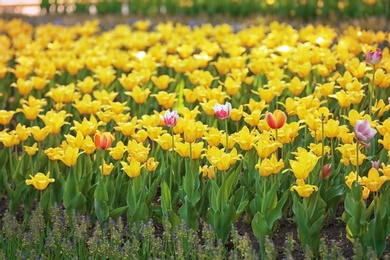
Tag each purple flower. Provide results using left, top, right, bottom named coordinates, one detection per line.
left=354, top=119, right=377, bottom=146
left=365, top=48, right=382, bottom=65
left=371, top=160, right=380, bottom=170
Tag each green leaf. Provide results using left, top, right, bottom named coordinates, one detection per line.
left=252, top=212, right=272, bottom=242
left=109, top=206, right=129, bottom=220
left=161, top=181, right=172, bottom=213
left=63, top=169, right=78, bottom=209
left=178, top=198, right=199, bottom=230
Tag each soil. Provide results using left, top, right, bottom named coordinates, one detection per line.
left=1, top=195, right=389, bottom=259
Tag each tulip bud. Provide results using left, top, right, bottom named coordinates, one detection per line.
left=371, top=160, right=380, bottom=170
left=320, top=164, right=331, bottom=180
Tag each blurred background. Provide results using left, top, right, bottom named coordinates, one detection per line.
left=0, top=0, right=389, bottom=20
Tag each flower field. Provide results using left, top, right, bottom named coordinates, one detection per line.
left=0, top=16, right=390, bottom=258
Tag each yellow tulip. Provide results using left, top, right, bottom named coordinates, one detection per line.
left=77, top=76, right=97, bottom=94
left=121, top=158, right=143, bottom=178
left=127, top=139, right=150, bottom=163
left=39, top=110, right=71, bottom=134
left=151, top=75, right=175, bottom=90
left=99, top=161, right=114, bottom=176
left=146, top=157, right=159, bottom=172
left=0, top=110, right=15, bottom=125
left=125, top=85, right=150, bottom=104
left=360, top=168, right=388, bottom=192
left=234, top=126, right=258, bottom=151
left=26, top=172, right=55, bottom=191
left=255, top=154, right=284, bottom=177
left=0, top=131, right=20, bottom=147
left=15, top=123, right=30, bottom=141
left=55, top=146, right=83, bottom=167
left=109, top=141, right=126, bottom=160
left=24, top=143, right=39, bottom=156
left=290, top=179, right=318, bottom=198
left=203, top=127, right=222, bottom=147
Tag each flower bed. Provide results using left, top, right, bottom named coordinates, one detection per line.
left=0, top=17, right=390, bottom=258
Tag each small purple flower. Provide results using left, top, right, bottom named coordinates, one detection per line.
left=365, top=48, right=382, bottom=66
left=354, top=119, right=377, bottom=147
left=371, top=160, right=380, bottom=170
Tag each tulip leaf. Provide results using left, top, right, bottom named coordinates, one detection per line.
left=9, top=181, right=27, bottom=214
left=178, top=198, right=199, bottom=230
left=109, top=206, right=129, bottom=220
left=161, top=181, right=172, bottom=213
left=252, top=212, right=272, bottom=241
left=129, top=202, right=150, bottom=224
left=63, top=169, right=78, bottom=210
left=367, top=213, right=388, bottom=257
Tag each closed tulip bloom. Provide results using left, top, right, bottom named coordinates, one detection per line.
left=290, top=179, right=318, bottom=198
left=365, top=48, right=382, bottom=65
left=213, top=101, right=232, bottom=120
left=266, top=110, right=287, bottom=129
left=94, top=131, right=114, bottom=150
left=161, top=110, right=179, bottom=127
left=26, top=172, right=55, bottom=190
left=319, top=164, right=332, bottom=180
left=354, top=119, right=377, bottom=146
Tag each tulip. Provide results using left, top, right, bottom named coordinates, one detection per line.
left=24, top=143, right=39, bottom=156
left=353, top=119, right=376, bottom=147
left=160, top=110, right=179, bottom=127
left=290, top=179, right=318, bottom=198
left=99, top=161, right=114, bottom=176
left=266, top=110, right=287, bottom=129
left=109, top=141, right=126, bottom=160
left=360, top=168, right=388, bottom=192
left=55, top=146, right=83, bottom=167
left=121, top=158, right=143, bottom=178
left=26, top=172, right=55, bottom=191
left=94, top=131, right=114, bottom=150
left=146, top=157, right=159, bottom=172
left=365, top=48, right=382, bottom=65
left=319, top=164, right=331, bottom=180
left=212, top=101, right=232, bottom=120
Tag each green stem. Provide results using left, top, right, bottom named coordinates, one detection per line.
left=225, top=119, right=229, bottom=153
left=356, top=141, right=359, bottom=182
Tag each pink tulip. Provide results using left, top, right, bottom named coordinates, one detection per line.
left=213, top=101, right=232, bottom=120
left=365, top=48, right=382, bottom=65
left=161, top=110, right=179, bottom=127
left=320, top=164, right=331, bottom=180
left=354, top=119, right=377, bottom=146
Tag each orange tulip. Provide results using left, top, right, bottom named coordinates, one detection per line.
left=266, top=110, right=287, bottom=129
left=94, top=131, right=114, bottom=150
